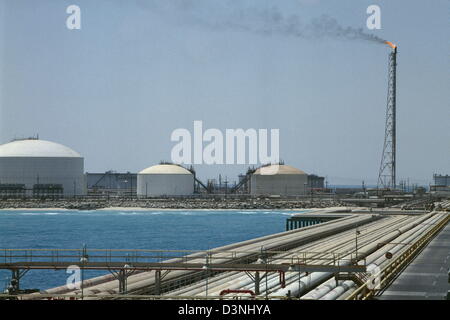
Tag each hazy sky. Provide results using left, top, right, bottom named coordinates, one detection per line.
left=0, top=0, right=448, bottom=185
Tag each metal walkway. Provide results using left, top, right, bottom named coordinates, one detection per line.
left=0, top=247, right=364, bottom=296
left=378, top=223, right=450, bottom=300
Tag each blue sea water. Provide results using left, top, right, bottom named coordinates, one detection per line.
left=0, top=209, right=298, bottom=291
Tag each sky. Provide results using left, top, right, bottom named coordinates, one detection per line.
left=0, top=0, right=448, bottom=186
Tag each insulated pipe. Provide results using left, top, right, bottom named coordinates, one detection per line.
left=208, top=218, right=403, bottom=298
left=314, top=213, right=439, bottom=299
left=38, top=215, right=360, bottom=295
left=313, top=212, right=443, bottom=300
left=304, top=222, right=423, bottom=300
left=269, top=214, right=433, bottom=297
left=320, top=281, right=355, bottom=300
left=300, top=277, right=337, bottom=300
left=331, top=214, right=444, bottom=300
left=167, top=271, right=241, bottom=296
left=337, top=287, right=356, bottom=300
left=183, top=215, right=409, bottom=297
left=30, top=214, right=434, bottom=300
left=199, top=216, right=410, bottom=298
left=69, top=212, right=418, bottom=298
left=57, top=215, right=378, bottom=297
left=191, top=216, right=400, bottom=297
left=368, top=214, right=440, bottom=266
left=352, top=212, right=436, bottom=261
left=266, top=216, right=410, bottom=293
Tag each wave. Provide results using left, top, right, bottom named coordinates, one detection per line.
left=16, top=211, right=64, bottom=216
left=118, top=212, right=141, bottom=215
left=240, top=211, right=259, bottom=215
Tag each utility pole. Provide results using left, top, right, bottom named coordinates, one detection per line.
left=224, top=177, right=228, bottom=199
left=355, top=229, right=361, bottom=261
left=80, top=244, right=88, bottom=300
left=129, top=173, right=132, bottom=199
left=362, top=180, right=366, bottom=198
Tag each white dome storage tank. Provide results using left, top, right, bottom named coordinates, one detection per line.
left=250, top=164, right=308, bottom=196
left=0, top=139, right=86, bottom=197
left=137, top=164, right=194, bottom=197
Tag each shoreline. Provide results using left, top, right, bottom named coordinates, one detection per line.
left=0, top=198, right=346, bottom=211
left=0, top=206, right=354, bottom=213
left=0, top=207, right=310, bottom=212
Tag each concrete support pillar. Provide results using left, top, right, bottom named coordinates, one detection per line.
left=255, top=272, right=260, bottom=295
left=155, top=270, right=161, bottom=295
left=118, top=269, right=127, bottom=294
left=10, top=269, right=20, bottom=294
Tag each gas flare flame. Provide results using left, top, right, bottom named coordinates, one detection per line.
left=385, top=41, right=397, bottom=50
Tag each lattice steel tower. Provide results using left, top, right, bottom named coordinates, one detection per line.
left=378, top=43, right=397, bottom=190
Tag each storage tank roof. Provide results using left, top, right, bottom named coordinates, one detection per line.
left=0, top=139, right=82, bottom=158
left=253, top=164, right=307, bottom=175
left=139, top=164, right=192, bottom=175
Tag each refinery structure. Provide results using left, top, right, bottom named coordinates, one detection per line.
left=137, top=164, right=195, bottom=197
left=0, top=42, right=448, bottom=201
left=0, top=33, right=449, bottom=303
left=1, top=136, right=446, bottom=200
left=0, top=141, right=326, bottom=199
left=249, top=165, right=309, bottom=197
left=0, top=138, right=86, bottom=197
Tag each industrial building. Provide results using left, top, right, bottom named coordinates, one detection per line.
left=431, top=174, right=450, bottom=195
left=433, top=174, right=450, bottom=187
left=308, top=174, right=325, bottom=189
left=0, top=138, right=85, bottom=197
left=249, top=164, right=309, bottom=196
left=137, top=164, right=194, bottom=197
left=86, top=171, right=137, bottom=196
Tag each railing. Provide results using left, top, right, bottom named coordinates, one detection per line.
left=0, top=248, right=359, bottom=269
left=1, top=247, right=365, bottom=298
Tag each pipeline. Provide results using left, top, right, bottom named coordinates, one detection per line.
left=238, top=217, right=404, bottom=297
left=34, top=214, right=363, bottom=296
left=269, top=213, right=436, bottom=298
left=303, top=212, right=444, bottom=300
left=51, top=214, right=378, bottom=298
left=321, top=281, right=356, bottom=300
left=181, top=215, right=408, bottom=298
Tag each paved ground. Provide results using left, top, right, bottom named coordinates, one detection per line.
left=378, top=222, right=450, bottom=300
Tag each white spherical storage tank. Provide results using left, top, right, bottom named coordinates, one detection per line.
left=250, top=164, right=308, bottom=196
left=0, top=139, right=85, bottom=197
left=137, top=164, right=194, bottom=197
